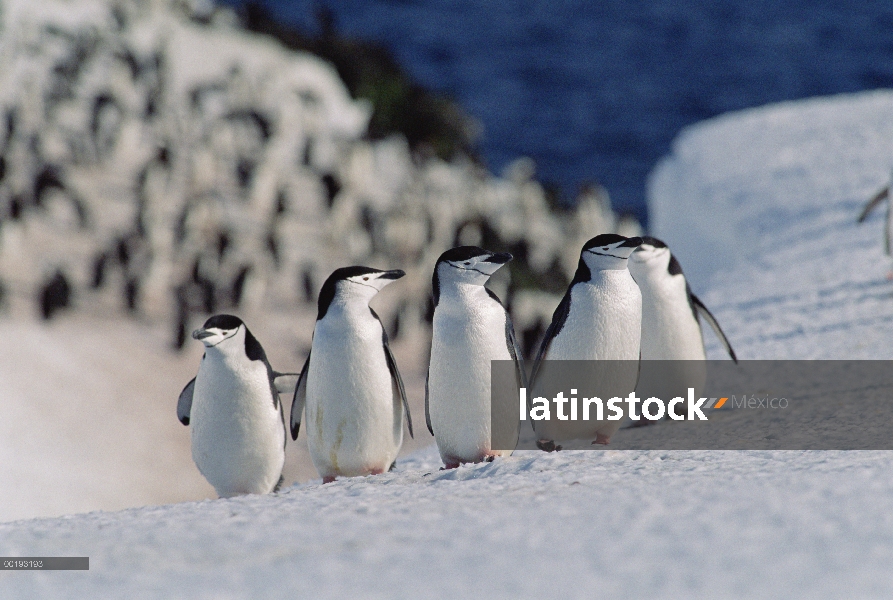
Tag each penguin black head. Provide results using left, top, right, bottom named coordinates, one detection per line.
left=193, top=313, right=246, bottom=350
left=629, top=236, right=684, bottom=278
left=317, top=266, right=405, bottom=321
left=581, top=234, right=644, bottom=257
left=573, top=234, right=643, bottom=281
left=193, top=313, right=243, bottom=344
left=191, top=314, right=266, bottom=362
left=432, top=246, right=512, bottom=305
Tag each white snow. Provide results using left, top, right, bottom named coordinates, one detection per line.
left=2, top=449, right=893, bottom=598
left=651, top=90, right=893, bottom=360
left=4, top=88, right=893, bottom=597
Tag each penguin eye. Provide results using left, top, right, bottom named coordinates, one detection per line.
left=363, top=276, right=369, bottom=281
left=602, top=247, right=609, bottom=251
left=463, top=261, right=471, bottom=266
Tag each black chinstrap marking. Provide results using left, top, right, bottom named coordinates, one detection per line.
left=350, top=279, right=383, bottom=292
left=448, top=263, right=490, bottom=276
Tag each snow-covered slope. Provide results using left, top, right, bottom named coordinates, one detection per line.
left=4, top=92, right=893, bottom=598
left=3, top=448, right=893, bottom=599
left=0, top=316, right=214, bottom=522
left=650, top=90, right=893, bottom=359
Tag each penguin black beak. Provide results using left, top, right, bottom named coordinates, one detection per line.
left=192, top=329, right=214, bottom=340
left=379, top=269, right=406, bottom=280
left=620, top=237, right=644, bottom=248
left=484, top=252, right=513, bottom=264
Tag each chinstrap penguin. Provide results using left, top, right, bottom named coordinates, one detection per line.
left=531, top=234, right=643, bottom=449
left=628, top=236, right=737, bottom=420
left=290, top=266, right=413, bottom=484
left=426, top=246, right=526, bottom=469
left=629, top=236, right=737, bottom=362
left=177, top=314, right=295, bottom=498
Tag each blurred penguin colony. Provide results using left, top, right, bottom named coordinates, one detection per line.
left=0, top=0, right=639, bottom=353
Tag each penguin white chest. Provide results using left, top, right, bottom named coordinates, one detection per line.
left=190, top=355, right=284, bottom=497
left=305, top=310, right=400, bottom=478
left=536, top=270, right=641, bottom=443
left=635, top=274, right=707, bottom=403
left=428, top=290, right=511, bottom=463
left=550, top=271, right=642, bottom=360
left=639, top=276, right=705, bottom=360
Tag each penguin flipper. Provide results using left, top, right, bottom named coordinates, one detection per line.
left=290, top=351, right=311, bottom=440
left=273, top=372, right=300, bottom=437
left=272, top=372, right=301, bottom=396
left=486, top=288, right=528, bottom=389
left=505, top=315, right=527, bottom=389
left=424, top=366, right=433, bottom=436
left=531, top=291, right=572, bottom=385
left=177, top=377, right=195, bottom=426
left=691, top=294, right=738, bottom=363
left=382, top=328, right=413, bottom=439
left=857, top=185, right=889, bottom=223
left=371, top=308, right=413, bottom=439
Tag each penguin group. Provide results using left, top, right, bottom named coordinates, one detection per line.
left=178, top=236, right=737, bottom=497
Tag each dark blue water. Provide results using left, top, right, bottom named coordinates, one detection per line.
left=218, top=0, right=893, bottom=224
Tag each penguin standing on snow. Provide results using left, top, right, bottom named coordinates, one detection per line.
left=290, top=266, right=413, bottom=484
left=628, top=237, right=737, bottom=419
left=426, top=247, right=526, bottom=469
left=531, top=234, right=643, bottom=449
left=177, top=315, right=296, bottom=498
left=629, top=236, right=737, bottom=362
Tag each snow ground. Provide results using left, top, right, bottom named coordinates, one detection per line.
left=4, top=90, right=893, bottom=597
left=3, top=448, right=893, bottom=599
left=0, top=315, right=215, bottom=522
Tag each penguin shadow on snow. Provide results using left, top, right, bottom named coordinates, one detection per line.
left=424, top=454, right=538, bottom=482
